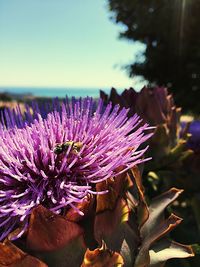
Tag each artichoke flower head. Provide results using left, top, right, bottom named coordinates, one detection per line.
left=0, top=97, right=193, bottom=267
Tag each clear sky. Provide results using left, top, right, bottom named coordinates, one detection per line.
left=0, top=0, right=145, bottom=89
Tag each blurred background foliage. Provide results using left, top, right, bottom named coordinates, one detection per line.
left=108, top=0, right=200, bottom=114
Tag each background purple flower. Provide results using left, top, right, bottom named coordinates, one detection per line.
left=187, top=120, right=200, bottom=152
left=181, top=120, right=200, bottom=152
left=0, top=98, right=152, bottom=241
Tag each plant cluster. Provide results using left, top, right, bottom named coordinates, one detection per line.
left=0, top=93, right=197, bottom=266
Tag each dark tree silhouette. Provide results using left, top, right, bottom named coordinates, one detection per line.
left=108, top=0, right=200, bottom=113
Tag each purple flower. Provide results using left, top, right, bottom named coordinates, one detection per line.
left=0, top=98, right=152, bottom=241
left=183, top=120, right=200, bottom=152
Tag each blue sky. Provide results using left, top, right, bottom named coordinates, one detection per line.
left=0, top=0, right=145, bottom=89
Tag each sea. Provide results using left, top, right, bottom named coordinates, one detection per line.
left=0, top=87, right=125, bottom=99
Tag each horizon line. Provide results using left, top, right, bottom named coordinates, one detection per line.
left=0, top=85, right=127, bottom=90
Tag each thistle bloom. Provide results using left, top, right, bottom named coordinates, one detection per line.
left=0, top=98, right=152, bottom=241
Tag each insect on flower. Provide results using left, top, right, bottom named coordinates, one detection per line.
left=54, top=141, right=83, bottom=155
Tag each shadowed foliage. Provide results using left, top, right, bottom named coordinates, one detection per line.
left=107, top=0, right=200, bottom=113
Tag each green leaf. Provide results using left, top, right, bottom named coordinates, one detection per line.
left=191, top=244, right=200, bottom=255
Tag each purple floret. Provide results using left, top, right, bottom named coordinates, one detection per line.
left=0, top=98, right=152, bottom=241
